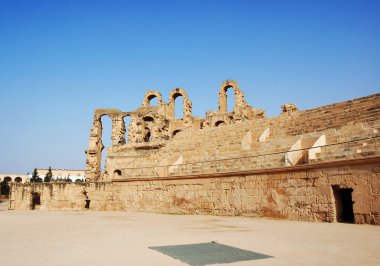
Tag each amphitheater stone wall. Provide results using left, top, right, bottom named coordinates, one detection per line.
left=9, top=80, right=380, bottom=225
left=10, top=161, right=380, bottom=224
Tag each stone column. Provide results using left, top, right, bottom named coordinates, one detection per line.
left=110, top=114, right=125, bottom=146
left=85, top=114, right=103, bottom=182
left=218, top=89, right=228, bottom=113
left=183, top=98, right=193, bottom=123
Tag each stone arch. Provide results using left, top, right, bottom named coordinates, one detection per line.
left=85, top=109, right=122, bottom=182
left=215, top=120, right=226, bottom=127
left=113, top=169, right=122, bottom=178
left=143, top=114, right=155, bottom=121
left=168, top=88, right=192, bottom=120
left=141, top=91, right=164, bottom=106
left=172, top=129, right=181, bottom=138
left=218, top=80, right=247, bottom=113
left=93, top=109, right=126, bottom=148
left=15, top=177, right=22, bottom=183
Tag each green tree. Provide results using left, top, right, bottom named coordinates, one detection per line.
left=30, top=168, right=42, bottom=183
left=44, top=167, right=53, bottom=183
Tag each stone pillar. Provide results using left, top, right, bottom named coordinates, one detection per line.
left=218, top=88, right=228, bottom=113
left=168, top=96, right=176, bottom=120
left=183, top=98, right=193, bottom=125
left=85, top=114, right=103, bottom=182
left=110, top=114, right=125, bottom=146
left=128, top=115, right=144, bottom=143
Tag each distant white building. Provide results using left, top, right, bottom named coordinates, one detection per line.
left=0, top=169, right=85, bottom=183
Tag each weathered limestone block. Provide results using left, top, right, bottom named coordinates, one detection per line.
left=281, top=103, right=298, bottom=114
left=183, top=98, right=193, bottom=124
left=110, top=114, right=126, bottom=146
left=128, top=115, right=144, bottom=143
left=150, top=112, right=169, bottom=140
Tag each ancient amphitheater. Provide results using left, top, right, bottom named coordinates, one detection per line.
left=9, top=80, right=380, bottom=225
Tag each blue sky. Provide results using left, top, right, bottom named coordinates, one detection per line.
left=0, top=0, right=379, bottom=174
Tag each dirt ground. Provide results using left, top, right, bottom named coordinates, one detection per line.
left=0, top=207, right=379, bottom=266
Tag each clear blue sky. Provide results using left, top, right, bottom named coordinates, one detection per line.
left=0, top=0, right=379, bottom=174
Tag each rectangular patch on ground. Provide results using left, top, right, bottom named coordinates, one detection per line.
left=149, top=241, right=272, bottom=266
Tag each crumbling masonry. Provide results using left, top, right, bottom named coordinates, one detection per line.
left=10, top=80, right=380, bottom=225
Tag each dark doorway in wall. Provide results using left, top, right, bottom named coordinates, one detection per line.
left=332, top=186, right=354, bottom=223
left=85, top=200, right=91, bottom=209
left=31, top=192, right=41, bottom=210
left=144, top=129, right=151, bottom=142
left=143, top=116, right=154, bottom=142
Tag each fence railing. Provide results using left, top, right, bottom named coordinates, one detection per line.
left=118, top=135, right=379, bottom=179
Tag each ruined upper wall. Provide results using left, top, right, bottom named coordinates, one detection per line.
left=85, top=80, right=380, bottom=182
left=203, top=80, right=265, bottom=128
left=85, top=80, right=265, bottom=181
left=280, top=93, right=380, bottom=135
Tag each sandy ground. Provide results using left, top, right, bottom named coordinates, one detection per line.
left=0, top=205, right=379, bottom=266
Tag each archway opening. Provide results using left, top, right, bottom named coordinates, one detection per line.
left=226, top=86, right=235, bottom=113
left=172, top=130, right=181, bottom=138
left=215, top=121, right=226, bottom=127
left=123, top=115, right=131, bottom=144
left=144, top=129, right=151, bottom=142
left=113, top=169, right=122, bottom=178
left=148, top=95, right=158, bottom=106
left=0, top=177, right=11, bottom=195
left=143, top=116, right=154, bottom=142
left=100, top=115, right=112, bottom=173
left=173, top=93, right=183, bottom=119
left=85, top=200, right=91, bottom=209
left=15, top=177, right=22, bottom=183
left=144, top=116, right=154, bottom=122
